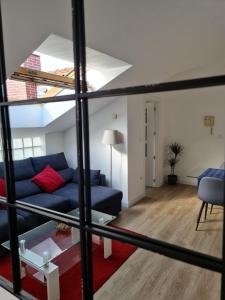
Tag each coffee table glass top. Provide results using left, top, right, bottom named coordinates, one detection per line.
left=2, top=209, right=116, bottom=271
left=70, top=208, right=116, bottom=225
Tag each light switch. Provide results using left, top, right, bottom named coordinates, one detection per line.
left=204, top=115, right=215, bottom=136
left=112, top=113, right=118, bottom=120
left=204, top=116, right=214, bottom=127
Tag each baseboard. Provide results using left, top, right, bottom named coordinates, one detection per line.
left=122, top=202, right=129, bottom=209
left=178, top=176, right=197, bottom=186
left=128, top=192, right=146, bottom=207
left=163, top=174, right=197, bottom=187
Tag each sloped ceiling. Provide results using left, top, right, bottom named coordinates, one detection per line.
left=35, top=34, right=131, bottom=91
left=1, top=0, right=72, bottom=77
left=2, top=0, right=225, bottom=87
left=45, top=97, right=115, bottom=133
left=84, top=0, right=225, bottom=87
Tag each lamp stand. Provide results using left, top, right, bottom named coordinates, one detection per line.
left=110, top=144, right=112, bottom=187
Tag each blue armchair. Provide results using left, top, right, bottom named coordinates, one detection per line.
left=196, top=177, right=224, bottom=230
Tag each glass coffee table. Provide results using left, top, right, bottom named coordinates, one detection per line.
left=2, top=209, right=116, bottom=300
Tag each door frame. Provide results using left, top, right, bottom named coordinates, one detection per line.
left=145, top=100, right=160, bottom=187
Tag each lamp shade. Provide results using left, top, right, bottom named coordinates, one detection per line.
left=102, top=129, right=119, bottom=145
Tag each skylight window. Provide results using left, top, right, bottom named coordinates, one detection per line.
left=33, top=52, right=74, bottom=73
left=6, top=34, right=132, bottom=102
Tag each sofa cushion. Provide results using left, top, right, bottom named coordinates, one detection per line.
left=32, top=166, right=65, bottom=193
left=18, top=193, right=71, bottom=212
left=0, top=158, right=35, bottom=180
left=58, top=168, right=74, bottom=183
left=54, top=183, right=122, bottom=215
left=31, top=152, right=68, bottom=173
left=15, top=179, right=42, bottom=199
left=73, top=169, right=101, bottom=186
left=53, top=183, right=79, bottom=208
left=0, top=210, right=26, bottom=244
left=17, top=193, right=71, bottom=226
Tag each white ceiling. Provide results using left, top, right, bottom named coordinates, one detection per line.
left=36, top=34, right=131, bottom=71
left=2, top=0, right=225, bottom=87
left=84, top=0, right=225, bottom=87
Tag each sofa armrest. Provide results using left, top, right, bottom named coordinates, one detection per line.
left=99, top=174, right=106, bottom=186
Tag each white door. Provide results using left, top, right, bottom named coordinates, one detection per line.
left=145, top=102, right=157, bottom=187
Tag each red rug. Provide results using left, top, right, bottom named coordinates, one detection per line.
left=0, top=238, right=136, bottom=299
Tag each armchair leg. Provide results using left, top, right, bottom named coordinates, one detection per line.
left=205, top=203, right=208, bottom=220
left=210, top=204, right=213, bottom=214
left=196, top=202, right=205, bottom=231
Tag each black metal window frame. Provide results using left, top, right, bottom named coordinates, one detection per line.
left=0, top=1, right=224, bottom=299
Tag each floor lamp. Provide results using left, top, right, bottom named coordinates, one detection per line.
left=102, top=129, right=119, bottom=187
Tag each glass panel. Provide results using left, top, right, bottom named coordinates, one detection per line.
left=12, top=138, right=23, bottom=149
left=71, top=209, right=115, bottom=225
left=33, top=147, right=42, bottom=157
left=9, top=102, right=79, bottom=219
left=1, top=211, right=82, bottom=300
left=86, top=1, right=225, bottom=89
left=89, top=92, right=224, bottom=259
left=33, top=137, right=42, bottom=146
left=23, top=137, right=32, bottom=147
left=13, top=149, right=23, bottom=160
left=3, top=216, right=80, bottom=269
left=24, top=148, right=33, bottom=158
left=93, top=241, right=221, bottom=300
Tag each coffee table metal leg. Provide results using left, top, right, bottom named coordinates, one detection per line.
left=72, top=227, right=80, bottom=244
left=103, top=237, right=112, bottom=259
left=45, top=265, right=60, bottom=300
left=20, top=261, right=26, bottom=279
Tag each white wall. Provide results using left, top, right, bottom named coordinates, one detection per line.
left=45, top=131, right=64, bottom=155
left=89, top=97, right=128, bottom=206
left=63, top=97, right=130, bottom=206
left=62, top=95, right=147, bottom=207
left=162, top=86, right=225, bottom=185
left=11, top=128, right=46, bottom=153
left=63, top=126, right=77, bottom=168
left=10, top=128, right=65, bottom=158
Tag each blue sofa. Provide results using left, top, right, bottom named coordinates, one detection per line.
left=0, top=152, right=122, bottom=246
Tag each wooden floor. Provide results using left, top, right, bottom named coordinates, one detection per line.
left=95, top=184, right=223, bottom=300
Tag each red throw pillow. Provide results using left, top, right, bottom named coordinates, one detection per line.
left=0, top=178, right=6, bottom=209
left=0, top=178, right=5, bottom=197
left=32, top=166, right=65, bottom=193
